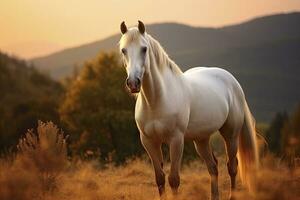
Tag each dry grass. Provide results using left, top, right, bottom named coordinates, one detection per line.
left=0, top=122, right=300, bottom=200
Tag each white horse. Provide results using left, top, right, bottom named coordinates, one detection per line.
left=119, top=21, right=259, bottom=200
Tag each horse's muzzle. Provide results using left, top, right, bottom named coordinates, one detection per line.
left=126, top=77, right=141, bottom=93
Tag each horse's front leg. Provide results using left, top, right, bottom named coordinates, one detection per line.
left=168, top=133, right=184, bottom=195
left=140, top=134, right=165, bottom=197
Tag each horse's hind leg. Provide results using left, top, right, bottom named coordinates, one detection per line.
left=194, top=138, right=219, bottom=200
left=220, top=127, right=239, bottom=200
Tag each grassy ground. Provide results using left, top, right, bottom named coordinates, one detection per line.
left=1, top=122, right=300, bottom=200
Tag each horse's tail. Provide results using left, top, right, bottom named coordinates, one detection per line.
left=238, top=100, right=259, bottom=193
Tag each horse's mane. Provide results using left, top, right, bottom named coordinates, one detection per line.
left=119, top=28, right=182, bottom=75
left=146, top=34, right=182, bottom=74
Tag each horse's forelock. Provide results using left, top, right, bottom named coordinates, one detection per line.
left=119, top=28, right=142, bottom=47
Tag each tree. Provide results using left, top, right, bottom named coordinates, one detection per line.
left=60, top=52, right=142, bottom=162
left=265, top=112, right=288, bottom=155
left=281, top=104, right=300, bottom=157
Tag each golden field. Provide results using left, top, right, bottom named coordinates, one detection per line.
left=0, top=122, right=300, bottom=200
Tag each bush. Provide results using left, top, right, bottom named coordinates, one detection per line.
left=0, top=121, right=68, bottom=200
left=17, top=121, right=68, bottom=173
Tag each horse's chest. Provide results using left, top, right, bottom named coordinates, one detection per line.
left=136, top=113, right=178, bottom=141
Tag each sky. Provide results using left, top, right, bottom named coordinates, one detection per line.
left=1, top=0, right=300, bottom=59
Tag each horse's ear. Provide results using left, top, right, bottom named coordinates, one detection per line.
left=138, top=20, right=145, bottom=34
left=120, top=21, right=127, bottom=34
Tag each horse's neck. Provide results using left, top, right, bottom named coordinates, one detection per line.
left=139, top=39, right=183, bottom=108
left=140, top=59, right=165, bottom=108
left=140, top=39, right=183, bottom=108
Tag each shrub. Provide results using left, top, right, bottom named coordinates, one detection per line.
left=0, top=121, right=68, bottom=200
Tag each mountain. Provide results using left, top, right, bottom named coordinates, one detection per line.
left=31, top=12, right=300, bottom=122
left=0, top=51, right=63, bottom=150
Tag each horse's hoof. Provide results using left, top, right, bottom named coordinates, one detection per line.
left=211, top=195, right=219, bottom=200
left=159, top=193, right=167, bottom=200
left=229, top=195, right=237, bottom=200
left=171, top=189, right=178, bottom=195
left=229, top=190, right=237, bottom=200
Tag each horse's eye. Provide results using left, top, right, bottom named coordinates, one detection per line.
left=121, top=48, right=127, bottom=55
left=141, top=46, right=147, bottom=54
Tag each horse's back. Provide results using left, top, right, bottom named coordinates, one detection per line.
left=183, top=67, right=245, bottom=139
left=184, top=67, right=244, bottom=99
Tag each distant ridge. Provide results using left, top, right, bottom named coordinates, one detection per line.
left=31, top=12, right=300, bottom=122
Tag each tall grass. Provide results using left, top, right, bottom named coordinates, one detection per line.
left=0, top=122, right=300, bottom=200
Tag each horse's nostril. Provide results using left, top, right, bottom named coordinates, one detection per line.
left=136, top=78, right=141, bottom=86
left=126, top=78, right=130, bottom=87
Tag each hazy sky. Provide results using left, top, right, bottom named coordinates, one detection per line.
left=1, top=0, right=300, bottom=59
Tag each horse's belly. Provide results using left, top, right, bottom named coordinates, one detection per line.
left=184, top=92, right=229, bottom=139
left=183, top=68, right=232, bottom=139
left=185, top=120, right=220, bottom=139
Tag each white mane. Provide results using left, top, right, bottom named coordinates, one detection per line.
left=146, top=34, right=182, bottom=74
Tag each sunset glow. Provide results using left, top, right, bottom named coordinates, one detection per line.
left=1, top=0, right=299, bottom=58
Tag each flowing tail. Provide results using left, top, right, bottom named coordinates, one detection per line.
left=238, top=100, right=259, bottom=193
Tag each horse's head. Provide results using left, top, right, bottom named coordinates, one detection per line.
left=119, top=21, right=149, bottom=93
